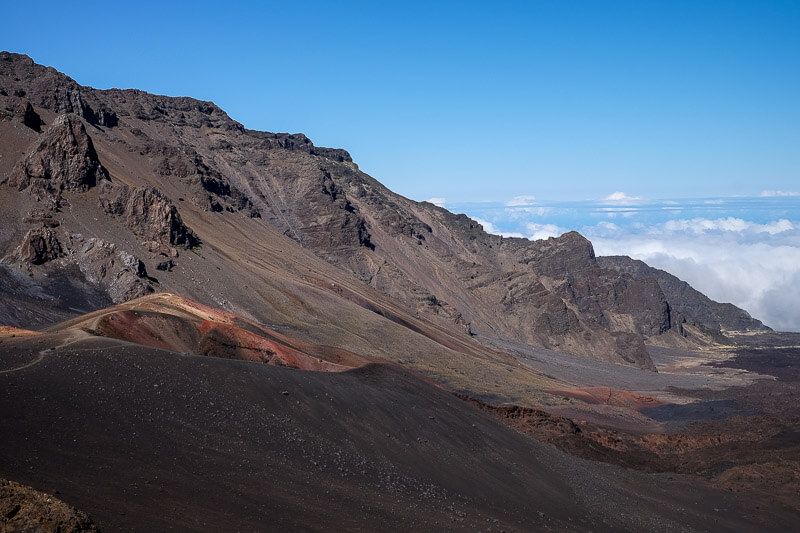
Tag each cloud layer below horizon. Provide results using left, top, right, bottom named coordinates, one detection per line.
left=441, top=194, right=800, bottom=331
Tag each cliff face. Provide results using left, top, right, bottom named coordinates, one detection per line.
left=0, top=52, right=761, bottom=372
left=597, top=255, right=769, bottom=333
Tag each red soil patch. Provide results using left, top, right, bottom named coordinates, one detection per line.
left=161, top=294, right=239, bottom=325
left=91, top=310, right=177, bottom=352
left=69, top=294, right=367, bottom=372
left=0, top=326, right=39, bottom=338
left=196, top=320, right=352, bottom=372
left=546, top=386, right=663, bottom=410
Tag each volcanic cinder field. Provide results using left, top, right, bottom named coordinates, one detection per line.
left=0, top=322, right=796, bottom=532
left=1, top=296, right=799, bottom=531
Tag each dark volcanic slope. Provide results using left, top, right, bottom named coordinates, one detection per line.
left=0, top=337, right=790, bottom=532
left=0, top=51, right=767, bottom=372
left=598, top=255, right=768, bottom=332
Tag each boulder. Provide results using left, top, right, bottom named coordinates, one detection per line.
left=156, top=259, right=175, bottom=272
left=101, top=183, right=199, bottom=249
left=74, top=237, right=156, bottom=303
left=7, top=114, right=109, bottom=206
left=18, top=227, right=62, bottom=265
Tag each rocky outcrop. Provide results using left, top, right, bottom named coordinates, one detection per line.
left=611, top=331, right=656, bottom=370
left=0, top=478, right=98, bottom=532
left=72, top=236, right=156, bottom=303
left=4, top=226, right=156, bottom=304
left=101, top=183, right=199, bottom=249
left=147, top=141, right=257, bottom=215
left=0, top=97, right=43, bottom=131
left=259, top=164, right=375, bottom=253
left=0, top=93, right=41, bottom=131
left=5, top=114, right=108, bottom=207
left=248, top=132, right=354, bottom=163
left=17, top=227, right=62, bottom=265
left=598, top=255, right=770, bottom=333
left=512, top=231, right=597, bottom=277
left=64, top=86, right=118, bottom=127
left=0, top=53, right=116, bottom=129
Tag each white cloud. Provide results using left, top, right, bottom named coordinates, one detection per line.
left=474, top=217, right=564, bottom=240
left=662, top=217, right=794, bottom=235
left=596, top=221, right=620, bottom=231
left=473, top=217, right=497, bottom=233
left=474, top=216, right=563, bottom=240
left=598, top=206, right=640, bottom=218
left=760, top=190, right=800, bottom=197
left=426, top=197, right=446, bottom=207
left=505, top=206, right=552, bottom=218
left=603, top=191, right=642, bottom=204
left=506, top=195, right=537, bottom=207
left=473, top=217, right=524, bottom=238
left=526, top=222, right=563, bottom=240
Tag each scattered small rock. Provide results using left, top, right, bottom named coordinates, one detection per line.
left=156, top=259, right=175, bottom=272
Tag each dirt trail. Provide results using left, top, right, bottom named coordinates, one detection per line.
left=0, top=352, right=45, bottom=374
left=0, top=329, right=96, bottom=374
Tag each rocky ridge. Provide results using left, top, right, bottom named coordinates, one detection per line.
left=598, top=255, right=769, bottom=333
left=0, top=51, right=767, bottom=371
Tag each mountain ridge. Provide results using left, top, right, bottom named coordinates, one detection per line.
left=597, top=255, right=769, bottom=333
left=0, top=51, right=766, bottom=377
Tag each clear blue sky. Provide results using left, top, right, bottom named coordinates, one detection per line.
left=2, top=1, right=798, bottom=202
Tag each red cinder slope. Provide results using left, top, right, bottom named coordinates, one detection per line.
left=43, top=292, right=369, bottom=371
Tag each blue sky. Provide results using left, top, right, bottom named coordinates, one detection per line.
left=2, top=1, right=798, bottom=202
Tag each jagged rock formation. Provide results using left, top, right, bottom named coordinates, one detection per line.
left=4, top=226, right=156, bottom=304
left=146, top=140, right=258, bottom=215
left=0, top=51, right=768, bottom=372
left=4, top=113, right=108, bottom=207
left=100, top=183, right=199, bottom=250
left=0, top=96, right=41, bottom=131
left=70, top=236, right=156, bottom=303
left=17, top=226, right=62, bottom=265
left=0, top=54, right=114, bottom=129
left=598, top=255, right=770, bottom=333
